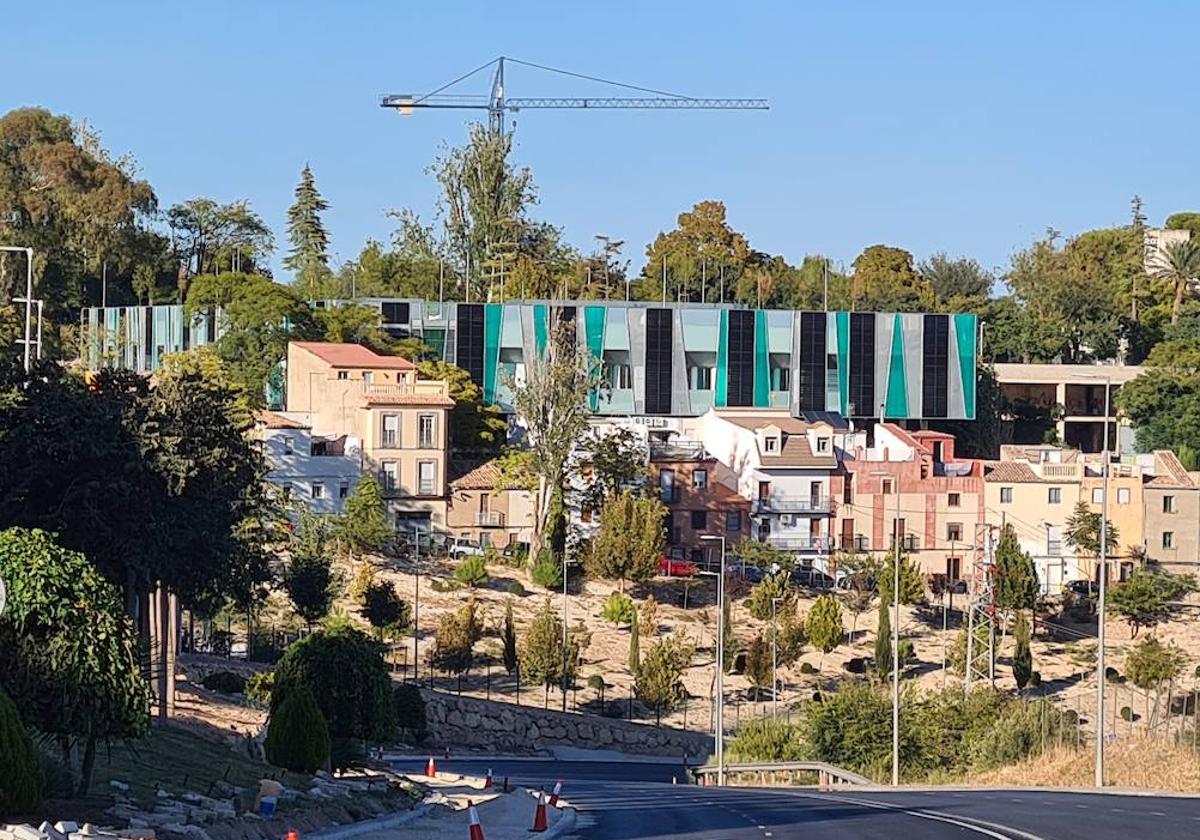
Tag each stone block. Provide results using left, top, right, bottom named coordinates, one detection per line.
left=11, top=825, right=44, bottom=840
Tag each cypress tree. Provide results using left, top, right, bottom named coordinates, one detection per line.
left=628, top=612, right=641, bottom=677
left=284, top=164, right=331, bottom=298
left=1012, top=611, right=1033, bottom=692
left=502, top=600, right=519, bottom=674
left=874, top=604, right=893, bottom=681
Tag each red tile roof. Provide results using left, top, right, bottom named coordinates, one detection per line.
left=291, top=341, right=416, bottom=370
left=1147, top=451, right=1197, bottom=488
left=983, top=461, right=1041, bottom=483
left=450, top=459, right=503, bottom=490
left=255, top=410, right=310, bottom=430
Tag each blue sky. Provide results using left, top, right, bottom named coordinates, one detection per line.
left=7, top=1, right=1198, bottom=281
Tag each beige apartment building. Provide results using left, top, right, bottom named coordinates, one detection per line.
left=285, top=341, right=454, bottom=536
left=1081, top=459, right=1145, bottom=559
left=446, top=458, right=536, bottom=550
left=1140, top=450, right=1200, bottom=571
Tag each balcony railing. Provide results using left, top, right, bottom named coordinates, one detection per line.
left=753, top=495, right=830, bottom=514
left=765, top=536, right=830, bottom=552
left=888, top=534, right=920, bottom=552
left=381, top=432, right=398, bottom=448
left=839, top=535, right=870, bottom=552
left=475, top=511, right=506, bottom=527
left=1047, top=540, right=1063, bottom=556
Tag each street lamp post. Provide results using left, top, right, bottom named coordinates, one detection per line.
left=870, top=469, right=901, bottom=786
left=1072, top=373, right=1112, bottom=788
left=1, top=247, right=35, bottom=371
left=412, top=536, right=421, bottom=681
left=701, top=534, right=727, bottom=786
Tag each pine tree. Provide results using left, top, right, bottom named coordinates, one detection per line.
left=502, top=600, right=519, bottom=674
left=338, top=477, right=390, bottom=559
left=1012, top=610, right=1033, bottom=692
left=994, top=523, right=1038, bottom=613
left=628, top=612, right=641, bottom=676
left=722, top=594, right=739, bottom=672
left=874, top=604, right=893, bottom=680
left=745, top=633, right=772, bottom=700
left=284, top=164, right=331, bottom=298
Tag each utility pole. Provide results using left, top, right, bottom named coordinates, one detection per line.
left=561, top=553, right=569, bottom=712
left=891, top=495, right=900, bottom=787
left=1096, top=376, right=1112, bottom=788
left=701, top=535, right=727, bottom=786
left=2, top=247, right=36, bottom=371
left=412, top=537, right=421, bottom=681
left=771, top=596, right=784, bottom=720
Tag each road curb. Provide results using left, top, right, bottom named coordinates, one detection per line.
left=842, top=784, right=1200, bottom=799
left=306, top=802, right=434, bottom=840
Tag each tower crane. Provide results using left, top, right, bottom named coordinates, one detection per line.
left=380, top=55, right=768, bottom=134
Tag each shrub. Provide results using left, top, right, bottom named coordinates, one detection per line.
left=201, top=670, right=247, bottom=695
left=393, top=684, right=428, bottom=741
left=532, top=555, right=563, bottom=590
left=454, top=555, right=489, bottom=589
left=430, top=578, right=460, bottom=593
left=747, top=572, right=793, bottom=620
left=600, top=592, right=636, bottom=626
left=359, top=579, right=410, bottom=639
left=799, top=662, right=816, bottom=675
left=1121, top=706, right=1134, bottom=722
left=0, top=689, right=44, bottom=816
left=728, top=718, right=807, bottom=762
left=586, top=674, right=606, bottom=692
left=272, top=622, right=394, bottom=752
left=246, top=671, right=275, bottom=705
left=507, top=580, right=527, bottom=597
left=265, top=685, right=330, bottom=774
left=897, top=639, right=915, bottom=664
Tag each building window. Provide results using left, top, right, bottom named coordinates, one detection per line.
left=382, top=414, right=399, bottom=448
left=758, top=481, right=771, bottom=501
left=689, top=366, right=714, bottom=390
left=282, top=482, right=294, bottom=499
left=612, top=364, right=631, bottom=389
left=692, top=469, right=708, bottom=489
left=311, top=440, right=328, bottom=456
left=947, top=522, right=963, bottom=543
left=363, top=371, right=373, bottom=383
left=418, top=460, right=436, bottom=496
left=1048, top=487, right=1061, bottom=504
left=691, top=510, right=707, bottom=530
left=659, top=469, right=676, bottom=503
left=381, top=461, right=398, bottom=491
left=727, top=511, right=742, bottom=532
left=1000, top=487, right=1013, bottom=504
left=339, top=481, right=350, bottom=499
left=1117, top=487, right=1130, bottom=505
left=1163, top=531, right=1176, bottom=549
left=1164, top=495, right=1176, bottom=513
left=816, top=437, right=830, bottom=453
left=337, top=370, right=349, bottom=380
left=764, top=436, right=779, bottom=453
left=882, top=478, right=894, bottom=495
left=283, top=436, right=294, bottom=455
left=1092, top=487, right=1103, bottom=504
left=418, top=414, right=436, bottom=448
left=311, top=482, right=325, bottom=500
left=771, top=365, right=791, bottom=392
left=948, top=492, right=961, bottom=508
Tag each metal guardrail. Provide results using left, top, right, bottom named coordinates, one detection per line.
left=691, top=761, right=872, bottom=787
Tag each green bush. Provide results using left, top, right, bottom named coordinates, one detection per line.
left=728, top=718, right=807, bottom=762
left=1121, top=706, right=1134, bottom=722
left=507, top=580, right=527, bottom=597
left=747, top=572, right=793, bottom=620
left=201, top=670, right=247, bottom=695
left=246, top=671, right=275, bottom=705
left=393, top=684, right=428, bottom=741
left=532, top=555, right=563, bottom=590
left=897, top=639, right=915, bottom=663
left=799, top=662, right=816, bottom=675
left=430, top=578, right=461, bottom=593
left=453, top=555, right=489, bottom=588
left=586, top=674, right=606, bottom=692
left=265, top=685, right=330, bottom=774
left=0, top=689, right=44, bottom=816
left=600, top=592, right=635, bottom=626
left=272, top=622, right=394, bottom=755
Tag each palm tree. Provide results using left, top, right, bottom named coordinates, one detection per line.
left=1151, top=239, right=1200, bottom=324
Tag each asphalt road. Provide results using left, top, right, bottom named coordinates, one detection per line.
left=389, top=756, right=1200, bottom=839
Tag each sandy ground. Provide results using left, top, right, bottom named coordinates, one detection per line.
left=356, top=550, right=1200, bottom=735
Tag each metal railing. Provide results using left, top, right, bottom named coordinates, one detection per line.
left=692, top=761, right=871, bottom=787
left=753, top=495, right=830, bottom=514
left=765, top=536, right=829, bottom=552
left=475, top=511, right=506, bottom=527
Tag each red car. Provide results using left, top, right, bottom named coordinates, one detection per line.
left=658, top=555, right=698, bottom=577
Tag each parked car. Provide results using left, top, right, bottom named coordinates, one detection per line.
left=449, top=537, right=486, bottom=559
left=658, top=555, right=698, bottom=577
left=836, top=573, right=877, bottom=592
left=1067, top=579, right=1098, bottom=597
left=791, top=567, right=836, bottom=589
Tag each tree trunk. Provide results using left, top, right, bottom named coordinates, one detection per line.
left=1173, top=279, right=1185, bottom=325
left=77, top=732, right=97, bottom=797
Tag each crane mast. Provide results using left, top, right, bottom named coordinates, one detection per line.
left=381, top=56, right=768, bottom=134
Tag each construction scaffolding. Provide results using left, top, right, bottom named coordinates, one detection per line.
left=964, top=522, right=997, bottom=690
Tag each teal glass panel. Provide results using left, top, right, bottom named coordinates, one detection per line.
left=836, top=311, right=849, bottom=415
left=715, top=309, right=728, bottom=408
left=753, top=309, right=770, bottom=407
left=423, top=327, right=446, bottom=359
left=955, top=314, right=977, bottom=419
left=885, top=313, right=909, bottom=417
left=584, top=306, right=606, bottom=411
left=483, top=303, right=502, bottom=403
left=533, top=303, right=549, bottom=357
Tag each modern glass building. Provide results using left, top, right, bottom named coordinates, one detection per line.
left=81, top=299, right=977, bottom=420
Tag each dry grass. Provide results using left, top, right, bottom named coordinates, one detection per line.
left=973, top=737, right=1200, bottom=792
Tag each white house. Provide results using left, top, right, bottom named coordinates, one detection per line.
left=255, top=411, right=363, bottom=516
left=696, top=409, right=839, bottom=560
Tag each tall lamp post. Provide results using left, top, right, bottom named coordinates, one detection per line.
left=870, top=469, right=901, bottom=787
left=700, top=534, right=727, bottom=786
left=1072, top=373, right=1112, bottom=787
left=771, top=596, right=785, bottom=720
left=1, top=247, right=35, bottom=371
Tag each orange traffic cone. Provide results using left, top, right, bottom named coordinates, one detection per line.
left=483, top=768, right=493, bottom=789
left=285, top=831, right=299, bottom=840
left=530, top=790, right=548, bottom=832
left=549, top=780, right=563, bottom=807
left=426, top=755, right=438, bottom=778
left=467, top=800, right=485, bottom=840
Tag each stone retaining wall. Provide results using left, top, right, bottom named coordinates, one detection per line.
left=419, top=689, right=712, bottom=760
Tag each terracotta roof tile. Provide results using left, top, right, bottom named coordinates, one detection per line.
left=255, top=410, right=310, bottom=430
left=449, top=459, right=503, bottom=490
left=983, top=461, right=1041, bottom=483
left=1148, top=451, right=1196, bottom=488
left=291, top=341, right=416, bottom=370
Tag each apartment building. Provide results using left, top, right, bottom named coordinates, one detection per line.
left=254, top=410, right=362, bottom=515
left=1140, top=450, right=1200, bottom=570
left=648, top=439, right=752, bottom=564
left=284, top=342, right=454, bottom=536
left=446, top=458, right=536, bottom=550
left=839, top=424, right=984, bottom=583
left=1081, top=456, right=1145, bottom=557
left=697, top=409, right=839, bottom=561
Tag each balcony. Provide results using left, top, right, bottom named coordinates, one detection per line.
left=765, top=535, right=830, bottom=552
left=838, top=535, right=870, bottom=552
left=753, top=495, right=830, bottom=515
left=887, top=534, right=921, bottom=552
left=650, top=440, right=707, bottom=462
left=475, top=511, right=506, bottom=528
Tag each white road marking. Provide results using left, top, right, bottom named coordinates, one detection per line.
left=1150, top=811, right=1166, bottom=816
left=786, top=792, right=1048, bottom=840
